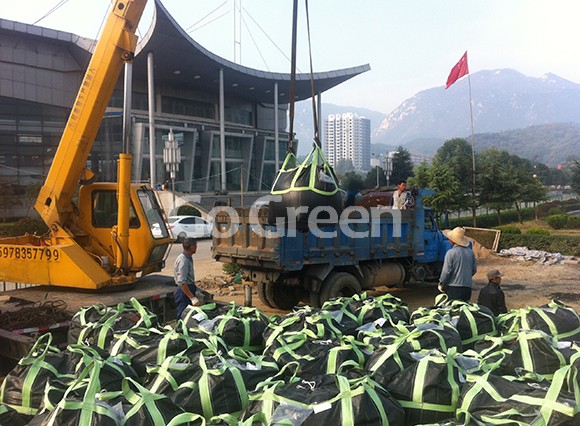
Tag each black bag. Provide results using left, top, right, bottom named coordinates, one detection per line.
left=109, top=326, right=200, bottom=378
left=209, top=305, right=269, bottom=352
left=171, top=349, right=257, bottom=419
left=365, top=323, right=462, bottom=386
left=498, top=329, right=571, bottom=378
left=267, top=147, right=343, bottom=227
left=121, top=377, right=187, bottom=426
left=322, top=292, right=410, bottom=335
left=416, top=295, right=497, bottom=349
left=263, top=307, right=343, bottom=347
left=263, top=332, right=369, bottom=378
left=68, top=298, right=158, bottom=349
left=457, top=369, right=578, bottom=425
left=242, top=374, right=405, bottom=425
left=28, top=361, right=125, bottom=426
left=0, top=333, right=70, bottom=416
left=498, top=299, right=580, bottom=342
left=0, top=403, right=30, bottom=426
left=384, top=349, right=463, bottom=425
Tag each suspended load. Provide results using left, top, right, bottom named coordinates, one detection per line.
left=267, top=145, right=343, bottom=227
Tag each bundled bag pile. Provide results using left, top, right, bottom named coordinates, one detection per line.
left=0, top=293, right=578, bottom=425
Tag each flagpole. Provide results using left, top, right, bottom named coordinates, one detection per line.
left=467, top=72, right=477, bottom=227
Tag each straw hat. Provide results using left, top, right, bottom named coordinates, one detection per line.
left=443, top=227, right=470, bottom=247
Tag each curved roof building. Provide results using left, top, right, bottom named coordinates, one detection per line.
left=0, top=0, right=369, bottom=213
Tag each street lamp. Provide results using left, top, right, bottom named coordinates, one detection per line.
left=372, top=152, right=383, bottom=188
left=163, top=129, right=181, bottom=214
left=385, top=156, right=392, bottom=187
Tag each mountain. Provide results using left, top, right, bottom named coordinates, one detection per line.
left=292, top=69, right=580, bottom=166
left=293, top=102, right=388, bottom=156
left=375, top=69, right=580, bottom=146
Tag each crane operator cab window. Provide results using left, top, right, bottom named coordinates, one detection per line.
left=137, top=189, right=171, bottom=239
left=92, top=190, right=140, bottom=229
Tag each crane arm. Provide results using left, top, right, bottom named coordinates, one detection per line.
left=34, top=0, right=147, bottom=228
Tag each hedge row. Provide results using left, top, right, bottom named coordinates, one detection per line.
left=547, top=214, right=580, bottom=229
left=536, top=199, right=580, bottom=218
left=498, top=234, right=580, bottom=256
left=0, top=218, right=48, bottom=237
left=448, top=207, right=536, bottom=229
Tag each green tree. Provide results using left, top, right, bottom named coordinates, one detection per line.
left=408, top=161, right=430, bottom=188
left=434, top=138, right=473, bottom=190
left=477, top=148, right=515, bottom=225
left=389, top=146, right=414, bottom=185
left=511, top=166, right=547, bottom=223
left=434, top=138, right=477, bottom=225
left=571, top=159, right=580, bottom=195
left=423, top=163, right=463, bottom=228
left=0, top=177, right=25, bottom=222
left=364, top=166, right=388, bottom=189
left=340, top=171, right=365, bottom=191
left=334, top=158, right=355, bottom=177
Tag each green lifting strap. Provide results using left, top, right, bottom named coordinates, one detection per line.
left=146, top=355, right=192, bottom=394
left=122, top=377, right=170, bottom=425
left=197, top=350, right=248, bottom=419
left=271, top=145, right=340, bottom=196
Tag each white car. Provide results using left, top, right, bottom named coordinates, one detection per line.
left=167, top=215, right=213, bottom=241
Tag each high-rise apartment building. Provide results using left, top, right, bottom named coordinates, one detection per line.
left=325, top=113, right=371, bottom=171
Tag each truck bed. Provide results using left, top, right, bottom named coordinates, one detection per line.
left=0, top=275, right=176, bottom=366
left=213, top=208, right=420, bottom=271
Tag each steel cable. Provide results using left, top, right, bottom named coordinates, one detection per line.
left=0, top=300, right=69, bottom=331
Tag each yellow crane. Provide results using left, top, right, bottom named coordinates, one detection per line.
left=0, top=0, right=173, bottom=289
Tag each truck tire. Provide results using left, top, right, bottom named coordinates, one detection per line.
left=257, top=282, right=274, bottom=308
left=319, top=272, right=361, bottom=305
left=265, top=282, right=301, bottom=310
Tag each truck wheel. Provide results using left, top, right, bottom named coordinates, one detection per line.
left=177, top=232, right=186, bottom=242
left=265, top=282, right=301, bottom=310
left=320, top=272, right=361, bottom=305
left=257, top=282, right=274, bottom=308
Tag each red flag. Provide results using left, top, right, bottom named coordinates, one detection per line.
left=446, top=51, right=469, bottom=89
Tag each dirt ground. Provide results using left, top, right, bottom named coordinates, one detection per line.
left=197, top=242, right=580, bottom=316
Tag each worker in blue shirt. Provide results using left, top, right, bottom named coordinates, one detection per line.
left=174, top=237, right=201, bottom=318
left=438, top=227, right=477, bottom=302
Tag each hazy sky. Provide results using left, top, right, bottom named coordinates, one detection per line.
left=3, top=0, right=580, bottom=114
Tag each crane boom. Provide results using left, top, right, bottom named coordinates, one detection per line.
left=0, top=0, right=174, bottom=290
left=34, top=0, right=147, bottom=228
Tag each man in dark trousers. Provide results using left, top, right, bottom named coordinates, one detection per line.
left=477, top=269, right=508, bottom=316
left=438, top=227, right=477, bottom=302
left=174, top=237, right=202, bottom=319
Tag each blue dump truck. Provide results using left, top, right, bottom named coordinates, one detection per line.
left=212, top=189, right=451, bottom=310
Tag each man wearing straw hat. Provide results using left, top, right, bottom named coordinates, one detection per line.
left=438, top=227, right=477, bottom=301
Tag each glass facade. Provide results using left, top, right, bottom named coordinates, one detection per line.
left=161, top=96, right=215, bottom=120
left=0, top=97, right=67, bottom=188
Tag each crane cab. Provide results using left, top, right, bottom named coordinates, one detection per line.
left=77, top=183, right=172, bottom=278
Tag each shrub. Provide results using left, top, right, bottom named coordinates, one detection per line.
left=0, top=217, right=49, bottom=237
left=493, top=225, right=521, bottom=234
left=222, top=262, right=241, bottom=276
left=547, top=206, right=566, bottom=216
left=547, top=214, right=569, bottom=230
left=536, top=199, right=580, bottom=218
left=525, top=227, right=550, bottom=236
left=177, top=204, right=201, bottom=216
left=499, top=234, right=580, bottom=256
left=567, top=215, right=580, bottom=229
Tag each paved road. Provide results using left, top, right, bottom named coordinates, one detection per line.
left=160, top=238, right=223, bottom=279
